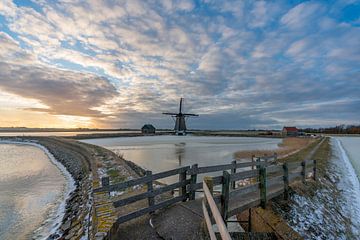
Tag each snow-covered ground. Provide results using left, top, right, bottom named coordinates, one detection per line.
left=273, top=138, right=360, bottom=240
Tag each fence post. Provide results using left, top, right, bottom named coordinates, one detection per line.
left=179, top=168, right=187, bottom=201
left=101, top=177, right=110, bottom=195
left=274, top=152, right=278, bottom=162
left=283, top=163, right=289, bottom=200
left=264, top=154, right=268, bottom=166
left=146, top=170, right=155, bottom=213
left=256, top=157, right=261, bottom=182
left=259, top=166, right=267, bottom=209
left=231, top=160, right=237, bottom=189
left=313, top=160, right=317, bottom=181
left=189, top=164, right=198, bottom=200
left=221, top=171, right=230, bottom=223
left=301, top=161, right=306, bottom=183
left=248, top=208, right=252, bottom=232
left=251, top=154, right=255, bottom=170
left=256, top=157, right=261, bottom=169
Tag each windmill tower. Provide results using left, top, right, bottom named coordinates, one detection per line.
left=163, top=98, right=199, bottom=135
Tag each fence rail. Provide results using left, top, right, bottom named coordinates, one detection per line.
left=203, top=177, right=232, bottom=240
left=202, top=159, right=317, bottom=239
left=94, top=154, right=315, bottom=230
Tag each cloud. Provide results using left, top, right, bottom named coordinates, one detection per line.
left=0, top=62, right=118, bottom=117
left=0, top=33, right=117, bottom=118
left=0, top=0, right=359, bottom=128
left=280, top=2, right=323, bottom=29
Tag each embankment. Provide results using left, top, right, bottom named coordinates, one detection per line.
left=0, top=137, right=136, bottom=240
left=269, top=137, right=359, bottom=239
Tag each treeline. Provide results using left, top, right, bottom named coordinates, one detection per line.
left=302, top=125, right=360, bottom=134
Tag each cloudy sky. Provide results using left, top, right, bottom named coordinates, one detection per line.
left=0, top=0, right=359, bottom=129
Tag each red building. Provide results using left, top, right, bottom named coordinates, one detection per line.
left=282, top=126, right=298, bottom=137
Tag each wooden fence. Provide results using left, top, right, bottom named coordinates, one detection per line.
left=94, top=154, right=284, bottom=226
left=202, top=159, right=317, bottom=239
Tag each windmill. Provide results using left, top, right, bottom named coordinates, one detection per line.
left=163, top=98, right=199, bottom=135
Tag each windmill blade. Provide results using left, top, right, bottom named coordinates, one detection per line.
left=162, top=112, right=178, bottom=115
left=179, top=98, right=183, bottom=113
left=183, top=113, right=199, bottom=116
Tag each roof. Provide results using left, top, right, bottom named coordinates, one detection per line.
left=283, top=127, right=298, bottom=132
left=142, top=124, right=155, bottom=129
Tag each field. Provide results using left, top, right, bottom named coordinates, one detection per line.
left=234, top=137, right=316, bottom=160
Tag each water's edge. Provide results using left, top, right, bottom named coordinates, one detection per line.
left=0, top=140, right=76, bottom=239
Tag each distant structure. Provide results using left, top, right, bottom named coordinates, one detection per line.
left=163, top=98, right=199, bottom=135
left=282, top=126, right=298, bottom=137
left=141, top=124, right=156, bottom=134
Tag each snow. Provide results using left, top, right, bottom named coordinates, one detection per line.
left=273, top=138, right=360, bottom=239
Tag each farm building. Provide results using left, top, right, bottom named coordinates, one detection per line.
left=141, top=124, right=156, bottom=134
left=282, top=126, right=298, bottom=137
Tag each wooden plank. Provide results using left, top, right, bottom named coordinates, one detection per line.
left=235, top=161, right=267, bottom=169
left=204, top=176, right=214, bottom=194
left=267, top=188, right=284, bottom=200
left=267, top=175, right=284, bottom=188
left=190, top=175, right=223, bottom=194
left=289, top=167, right=302, bottom=174
left=94, top=175, right=152, bottom=193
left=212, top=175, right=223, bottom=185
left=197, top=163, right=233, bottom=174
left=221, top=171, right=230, bottom=222
left=94, top=166, right=189, bottom=193
left=189, top=164, right=198, bottom=200
left=288, top=162, right=301, bottom=169
left=289, top=172, right=302, bottom=182
left=202, top=199, right=217, bottom=240
left=190, top=182, right=203, bottom=191
left=203, top=180, right=232, bottom=240
left=266, top=165, right=283, bottom=174
left=113, top=179, right=191, bottom=208
left=228, top=199, right=261, bottom=217
left=115, top=195, right=186, bottom=224
left=230, top=169, right=259, bottom=182
left=152, top=166, right=190, bottom=181
left=229, top=183, right=259, bottom=198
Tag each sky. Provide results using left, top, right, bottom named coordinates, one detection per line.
left=0, top=0, right=359, bottom=130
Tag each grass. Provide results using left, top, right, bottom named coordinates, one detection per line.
left=234, top=137, right=316, bottom=160
left=311, top=137, right=331, bottom=176
left=107, top=169, right=127, bottom=183
left=279, top=138, right=322, bottom=163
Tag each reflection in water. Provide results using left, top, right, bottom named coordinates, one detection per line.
left=0, top=144, right=67, bottom=240
left=82, top=136, right=282, bottom=184
left=175, top=142, right=186, bottom=166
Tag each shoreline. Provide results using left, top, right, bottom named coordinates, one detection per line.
left=333, top=137, right=360, bottom=233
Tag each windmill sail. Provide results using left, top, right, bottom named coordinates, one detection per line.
left=163, top=98, right=199, bottom=135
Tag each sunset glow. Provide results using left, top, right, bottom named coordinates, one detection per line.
left=0, top=0, right=359, bottom=129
